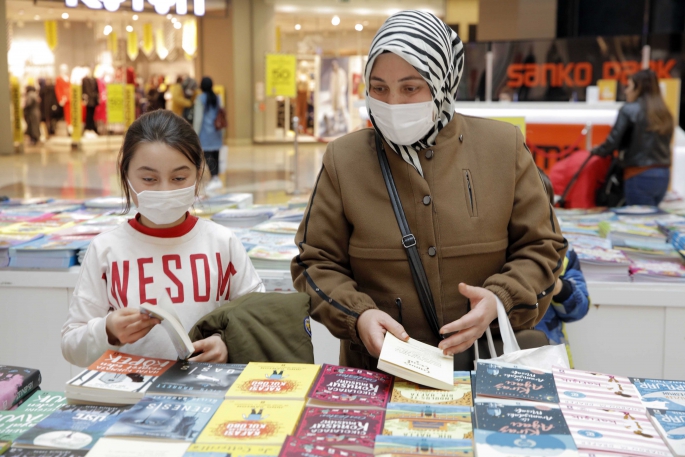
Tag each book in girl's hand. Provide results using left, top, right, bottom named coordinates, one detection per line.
left=631, top=377, right=685, bottom=411
left=373, top=435, right=473, bottom=457
left=647, top=408, right=685, bottom=457
left=383, top=403, right=472, bottom=440
left=65, top=351, right=174, bottom=405
left=184, top=443, right=281, bottom=457
left=307, top=365, right=393, bottom=409
left=278, top=436, right=369, bottom=457
left=226, top=363, right=320, bottom=401
left=475, top=361, right=559, bottom=404
left=553, top=366, right=643, bottom=412
left=147, top=361, right=246, bottom=398
left=390, top=372, right=472, bottom=406
left=0, top=365, right=42, bottom=411
left=474, top=402, right=578, bottom=457
left=293, top=407, right=384, bottom=451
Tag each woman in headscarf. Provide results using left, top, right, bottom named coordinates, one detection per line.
left=291, top=11, right=567, bottom=371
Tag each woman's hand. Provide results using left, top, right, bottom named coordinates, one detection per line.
left=105, top=309, right=160, bottom=346
left=190, top=335, right=228, bottom=363
left=356, top=309, right=409, bottom=359
left=438, top=283, right=499, bottom=356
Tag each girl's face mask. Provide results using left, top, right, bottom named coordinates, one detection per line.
left=129, top=182, right=196, bottom=225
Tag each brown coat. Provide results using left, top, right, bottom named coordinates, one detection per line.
left=291, top=115, right=567, bottom=371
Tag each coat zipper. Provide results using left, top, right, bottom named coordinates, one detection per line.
left=396, top=298, right=403, bottom=325
left=466, top=171, right=474, bottom=214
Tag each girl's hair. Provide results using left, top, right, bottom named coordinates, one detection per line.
left=118, top=110, right=205, bottom=213
left=630, top=69, right=674, bottom=137
left=200, top=77, right=218, bottom=109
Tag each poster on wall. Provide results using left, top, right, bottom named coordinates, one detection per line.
left=318, top=57, right=350, bottom=138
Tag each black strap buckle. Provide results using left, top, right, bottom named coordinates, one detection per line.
left=402, top=234, right=417, bottom=249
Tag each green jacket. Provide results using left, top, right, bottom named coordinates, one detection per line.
left=189, top=292, right=314, bottom=364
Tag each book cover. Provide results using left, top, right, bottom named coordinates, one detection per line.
left=184, top=443, right=281, bottom=457
left=562, top=405, right=671, bottom=457
left=293, top=407, right=384, bottom=449
left=373, top=435, right=473, bottom=456
left=13, top=404, right=129, bottom=450
left=196, top=399, right=304, bottom=445
left=475, top=361, right=559, bottom=404
left=0, top=366, right=42, bottom=411
left=104, top=395, right=222, bottom=442
left=391, top=372, right=472, bottom=406
left=648, top=408, right=685, bottom=456
left=226, top=363, right=320, bottom=400
left=473, top=402, right=578, bottom=457
left=383, top=403, right=472, bottom=440
left=0, top=393, right=67, bottom=444
left=308, top=365, right=393, bottom=409
left=84, top=437, right=190, bottom=457
left=278, top=436, right=368, bottom=457
left=148, top=362, right=246, bottom=398
left=2, top=449, right=88, bottom=457
left=631, top=378, right=685, bottom=411
left=553, top=366, right=644, bottom=412
left=14, top=392, right=66, bottom=414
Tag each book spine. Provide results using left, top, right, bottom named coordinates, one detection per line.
left=10, top=371, right=42, bottom=409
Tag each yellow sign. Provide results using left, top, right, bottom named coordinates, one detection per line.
left=108, top=32, right=118, bottom=55
left=215, top=85, right=225, bottom=107
left=127, top=31, right=139, bottom=61
left=489, top=116, right=526, bottom=139
left=124, top=84, right=136, bottom=128
left=45, top=20, right=58, bottom=51
left=659, top=78, right=681, bottom=126
left=265, top=54, right=297, bottom=98
left=181, top=19, right=197, bottom=57
left=70, top=85, right=83, bottom=143
left=598, top=79, right=617, bottom=101
left=107, top=84, right=125, bottom=124
left=142, top=23, right=154, bottom=56
left=10, top=77, right=22, bottom=144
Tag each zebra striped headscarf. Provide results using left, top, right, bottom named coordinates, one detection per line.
left=365, top=10, right=464, bottom=176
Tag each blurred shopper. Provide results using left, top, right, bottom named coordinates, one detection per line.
left=170, top=76, right=193, bottom=117
left=193, top=77, right=224, bottom=190
left=591, top=69, right=674, bottom=206
left=23, top=86, right=42, bottom=145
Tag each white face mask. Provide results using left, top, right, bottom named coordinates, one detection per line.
left=129, top=181, right=196, bottom=225
left=368, top=97, right=435, bottom=146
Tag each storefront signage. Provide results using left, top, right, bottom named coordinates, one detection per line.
left=107, top=84, right=125, bottom=124
left=265, top=54, right=297, bottom=98
left=124, top=84, right=136, bottom=128
left=70, top=85, right=83, bottom=143
left=142, top=24, right=154, bottom=56
left=10, top=78, right=22, bottom=144
left=597, top=79, right=617, bottom=101
left=44, top=21, right=58, bottom=51
left=127, top=32, right=139, bottom=60
left=64, top=0, right=205, bottom=16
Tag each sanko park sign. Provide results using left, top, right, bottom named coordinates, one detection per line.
left=64, top=0, right=205, bottom=15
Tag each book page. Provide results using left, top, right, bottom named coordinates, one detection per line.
left=379, top=333, right=453, bottom=389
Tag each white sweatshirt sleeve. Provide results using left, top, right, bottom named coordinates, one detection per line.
left=61, top=243, right=121, bottom=367
left=227, top=232, right=266, bottom=299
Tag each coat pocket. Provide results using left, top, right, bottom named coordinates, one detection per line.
left=462, top=169, right=478, bottom=217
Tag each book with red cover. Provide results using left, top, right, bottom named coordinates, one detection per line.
left=278, top=436, right=369, bottom=457
left=307, top=365, right=393, bottom=409
left=293, top=407, right=384, bottom=450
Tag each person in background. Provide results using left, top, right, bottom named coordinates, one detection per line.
left=170, top=76, right=193, bottom=117
left=24, top=86, right=42, bottom=145
left=193, top=77, right=224, bottom=190
left=591, top=69, right=674, bottom=206
left=536, top=168, right=590, bottom=367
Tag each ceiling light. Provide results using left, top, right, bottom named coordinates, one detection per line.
left=171, top=17, right=178, bottom=23
left=166, top=14, right=173, bottom=19
left=132, top=0, right=144, bottom=11
left=62, top=13, right=69, bottom=19
left=173, top=21, right=182, bottom=29
left=355, top=23, right=363, bottom=31
left=103, top=24, right=113, bottom=35
left=176, top=0, right=187, bottom=15
left=331, top=15, right=340, bottom=26
left=193, top=0, right=205, bottom=16
left=126, top=25, right=133, bottom=32
left=294, top=23, right=301, bottom=31
left=132, top=14, right=139, bottom=20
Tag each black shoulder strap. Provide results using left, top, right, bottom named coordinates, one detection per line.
left=374, top=133, right=443, bottom=340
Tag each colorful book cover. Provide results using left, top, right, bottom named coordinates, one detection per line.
left=278, top=436, right=368, bottom=457
left=185, top=443, right=281, bottom=457
left=373, top=435, right=473, bottom=456
left=0, top=392, right=67, bottom=444
left=383, top=403, right=472, bottom=440
left=13, top=404, right=129, bottom=450
left=630, top=259, right=685, bottom=278
left=562, top=405, right=671, bottom=457
left=196, top=399, right=304, bottom=445
left=293, top=407, right=384, bottom=448
left=474, top=402, right=578, bottom=457
left=226, top=363, right=319, bottom=400
left=105, top=395, right=221, bottom=442
left=631, top=378, right=685, bottom=411
left=648, top=408, right=685, bottom=456
left=0, top=366, right=42, bottom=411
left=308, top=365, right=393, bottom=409
left=148, top=362, right=246, bottom=398
left=391, top=372, right=472, bottom=406
left=553, top=366, right=644, bottom=412
left=475, top=361, right=559, bottom=404
left=2, top=449, right=88, bottom=457
left=573, top=246, right=630, bottom=264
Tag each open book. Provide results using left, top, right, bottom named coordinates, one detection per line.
left=378, top=332, right=454, bottom=391
left=140, top=291, right=194, bottom=361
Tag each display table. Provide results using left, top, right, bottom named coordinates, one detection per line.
left=0, top=269, right=683, bottom=391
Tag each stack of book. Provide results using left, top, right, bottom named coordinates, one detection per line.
left=629, top=258, right=685, bottom=282
left=8, top=236, right=92, bottom=270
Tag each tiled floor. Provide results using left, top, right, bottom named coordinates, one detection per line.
left=0, top=134, right=326, bottom=205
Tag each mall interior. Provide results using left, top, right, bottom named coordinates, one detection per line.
left=1, top=0, right=685, bottom=450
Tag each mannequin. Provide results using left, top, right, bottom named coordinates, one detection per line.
left=81, top=67, right=100, bottom=134
left=55, top=64, right=71, bottom=126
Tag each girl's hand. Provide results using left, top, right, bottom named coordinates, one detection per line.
left=356, top=309, right=409, bottom=359
left=105, top=308, right=160, bottom=346
left=438, top=283, right=499, bottom=356
left=189, top=335, right=228, bottom=363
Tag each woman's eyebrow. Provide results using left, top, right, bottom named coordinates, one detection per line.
left=398, top=76, right=424, bottom=82
left=172, top=165, right=191, bottom=172
left=137, top=166, right=158, bottom=172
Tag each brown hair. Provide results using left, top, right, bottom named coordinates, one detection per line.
left=118, top=110, right=205, bottom=213
left=630, top=69, right=674, bottom=137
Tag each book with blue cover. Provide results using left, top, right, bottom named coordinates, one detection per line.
left=631, top=378, right=685, bottom=411
left=648, top=408, right=685, bottom=456
left=373, top=435, right=473, bottom=456
left=12, top=404, right=128, bottom=450
left=474, top=402, right=578, bottom=457
left=475, top=361, right=559, bottom=404
left=104, top=395, right=222, bottom=442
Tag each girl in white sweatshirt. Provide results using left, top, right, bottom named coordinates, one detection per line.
left=62, top=110, right=264, bottom=367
